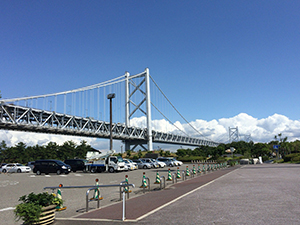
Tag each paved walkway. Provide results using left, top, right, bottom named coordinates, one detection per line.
left=54, top=164, right=300, bottom=225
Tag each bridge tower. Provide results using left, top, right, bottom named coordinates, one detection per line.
left=124, top=68, right=153, bottom=152
left=229, top=127, right=239, bottom=143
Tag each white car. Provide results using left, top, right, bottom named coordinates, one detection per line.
left=168, top=158, right=183, bottom=166
left=157, top=157, right=175, bottom=167
left=174, top=159, right=183, bottom=166
left=0, top=163, right=31, bottom=173
left=123, top=159, right=137, bottom=170
left=154, top=159, right=166, bottom=168
left=128, top=159, right=138, bottom=170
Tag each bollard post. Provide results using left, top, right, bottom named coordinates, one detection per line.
left=167, top=168, right=172, bottom=181
left=172, top=173, right=176, bottom=184
left=159, top=176, right=165, bottom=190
left=186, top=166, right=190, bottom=177
left=176, top=167, right=181, bottom=179
left=154, top=171, right=160, bottom=184
left=122, top=191, right=125, bottom=221
left=120, top=175, right=131, bottom=201
left=140, top=172, right=148, bottom=193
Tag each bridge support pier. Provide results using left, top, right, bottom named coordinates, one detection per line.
left=124, top=140, right=148, bottom=152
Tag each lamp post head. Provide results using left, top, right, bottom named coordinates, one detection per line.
left=107, top=93, right=115, bottom=99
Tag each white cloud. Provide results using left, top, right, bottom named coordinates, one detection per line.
left=1, top=113, right=300, bottom=150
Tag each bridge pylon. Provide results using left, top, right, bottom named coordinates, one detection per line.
left=229, top=126, right=239, bottom=143
left=124, top=68, right=153, bottom=152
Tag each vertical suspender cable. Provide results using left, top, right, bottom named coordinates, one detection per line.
left=64, top=94, right=66, bottom=114
left=97, top=87, right=100, bottom=120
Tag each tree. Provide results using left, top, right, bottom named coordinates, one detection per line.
left=57, top=141, right=77, bottom=160
left=138, top=150, right=143, bottom=158
left=75, top=140, right=92, bottom=159
left=176, top=149, right=186, bottom=157
left=126, top=149, right=131, bottom=157
left=252, top=143, right=270, bottom=158
left=0, top=140, right=8, bottom=162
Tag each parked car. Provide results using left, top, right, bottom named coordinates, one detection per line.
left=171, top=158, right=183, bottom=166
left=123, top=158, right=136, bottom=170
left=0, top=163, right=7, bottom=168
left=33, top=159, right=71, bottom=175
left=26, top=161, right=35, bottom=170
left=140, top=158, right=159, bottom=168
left=128, top=159, right=138, bottom=170
left=132, top=159, right=152, bottom=169
left=157, top=157, right=175, bottom=167
left=64, top=159, right=87, bottom=172
left=154, top=159, right=166, bottom=168
left=0, top=163, right=31, bottom=173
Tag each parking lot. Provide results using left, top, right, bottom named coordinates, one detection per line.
left=0, top=163, right=192, bottom=225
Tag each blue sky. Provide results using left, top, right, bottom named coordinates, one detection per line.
left=1, top=1, right=300, bottom=149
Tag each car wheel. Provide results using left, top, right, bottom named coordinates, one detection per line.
left=2, top=169, right=6, bottom=173
left=36, top=170, right=41, bottom=175
left=91, top=167, right=97, bottom=173
left=17, top=169, right=21, bottom=173
left=108, top=167, right=114, bottom=173
left=143, top=165, right=147, bottom=169
left=56, top=170, right=61, bottom=175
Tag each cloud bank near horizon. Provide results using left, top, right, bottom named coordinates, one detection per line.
left=130, top=113, right=300, bottom=144
left=1, top=113, right=299, bottom=150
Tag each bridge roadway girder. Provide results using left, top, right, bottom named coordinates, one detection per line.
left=0, top=103, right=218, bottom=147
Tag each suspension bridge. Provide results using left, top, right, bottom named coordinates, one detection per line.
left=0, top=68, right=218, bottom=151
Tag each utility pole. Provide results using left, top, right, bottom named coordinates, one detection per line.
left=107, top=93, right=115, bottom=150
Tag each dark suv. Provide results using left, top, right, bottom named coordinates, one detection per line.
left=64, top=159, right=87, bottom=172
left=33, top=160, right=71, bottom=175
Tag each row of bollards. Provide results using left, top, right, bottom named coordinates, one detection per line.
left=138, top=162, right=228, bottom=192
left=54, top=162, right=229, bottom=210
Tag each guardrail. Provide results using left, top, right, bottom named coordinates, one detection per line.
left=44, top=182, right=135, bottom=221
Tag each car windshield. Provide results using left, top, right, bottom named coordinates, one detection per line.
left=118, top=158, right=124, bottom=162
left=16, top=164, right=23, bottom=166
left=56, top=161, right=65, bottom=166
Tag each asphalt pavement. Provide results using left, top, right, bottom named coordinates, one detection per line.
left=53, top=163, right=300, bottom=225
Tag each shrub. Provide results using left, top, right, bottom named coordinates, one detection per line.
left=262, top=156, right=269, bottom=162
left=14, top=192, right=63, bottom=224
left=177, top=156, right=205, bottom=162
left=283, top=153, right=300, bottom=162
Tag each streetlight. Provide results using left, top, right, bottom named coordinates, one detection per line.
left=107, top=93, right=115, bottom=151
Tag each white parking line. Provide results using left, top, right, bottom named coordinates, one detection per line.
left=0, top=207, right=15, bottom=212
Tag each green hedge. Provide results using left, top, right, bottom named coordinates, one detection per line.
left=177, top=156, right=206, bottom=162
left=283, top=153, right=300, bottom=162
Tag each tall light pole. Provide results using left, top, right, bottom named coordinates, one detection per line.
left=107, top=93, right=115, bottom=151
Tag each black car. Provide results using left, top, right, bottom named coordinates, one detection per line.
left=64, top=159, right=87, bottom=172
left=33, top=159, right=71, bottom=175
